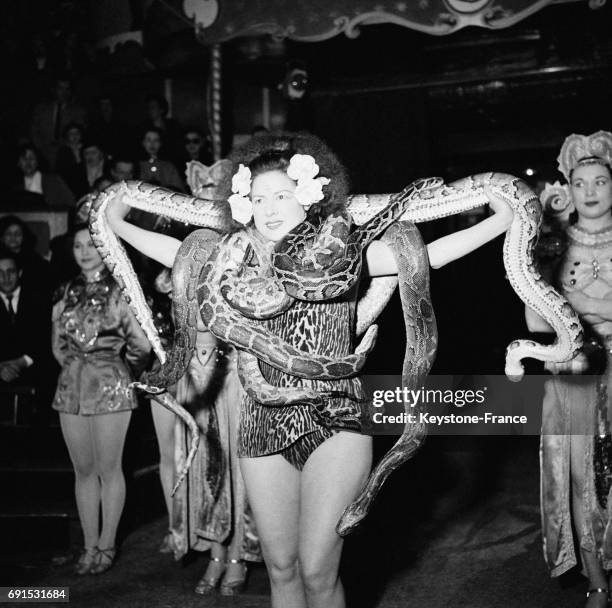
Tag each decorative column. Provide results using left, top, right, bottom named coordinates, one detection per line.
left=209, top=43, right=223, bottom=161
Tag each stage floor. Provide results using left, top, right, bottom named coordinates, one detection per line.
left=3, top=436, right=588, bottom=607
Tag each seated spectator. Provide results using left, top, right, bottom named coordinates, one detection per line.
left=56, top=122, right=86, bottom=197
left=138, top=128, right=184, bottom=192
left=183, top=127, right=212, bottom=165
left=0, top=249, right=54, bottom=418
left=13, top=143, right=75, bottom=208
left=0, top=215, right=51, bottom=294
left=81, top=139, right=108, bottom=197
left=30, top=75, right=87, bottom=167
left=89, top=96, right=131, bottom=159
left=109, top=155, right=136, bottom=183
left=141, top=94, right=182, bottom=164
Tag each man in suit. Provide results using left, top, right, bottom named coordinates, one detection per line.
left=30, top=76, right=87, bottom=168
left=0, top=249, right=54, bottom=419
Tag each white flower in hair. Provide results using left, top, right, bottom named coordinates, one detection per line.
left=287, top=154, right=320, bottom=181
left=228, top=163, right=253, bottom=224
left=286, top=153, right=330, bottom=206
left=295, top=176, right=330, bottom=206
left=232, top=164, right=252, bottom=196
left=228, top=193, right=253, bottom=225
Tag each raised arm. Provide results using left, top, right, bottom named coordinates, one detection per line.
left=366, top=186, right=514, bottom=276
left=106, top=196, right=181, bottom=269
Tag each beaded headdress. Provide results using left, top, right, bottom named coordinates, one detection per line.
left=557, top=130, right=612, bottom=181
left=185, top=159, right=233, bottom=200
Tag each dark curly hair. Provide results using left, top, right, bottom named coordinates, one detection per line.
left=228, top=132, right=349, bottom=226
left=0, top=215, right=37, bottom=253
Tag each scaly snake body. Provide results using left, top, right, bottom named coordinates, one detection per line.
left=89, top=173, right=583, bottom=528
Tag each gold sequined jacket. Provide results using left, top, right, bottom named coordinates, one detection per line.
left=51, top=270, right=151, bottom=415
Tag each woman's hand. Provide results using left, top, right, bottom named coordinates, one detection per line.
left=484, top=185, right=513, bottom=227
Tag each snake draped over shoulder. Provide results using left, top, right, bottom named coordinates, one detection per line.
left=89, top=173, right=583, bottom=528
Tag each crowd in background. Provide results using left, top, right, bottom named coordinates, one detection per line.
left=0, top=73, right=218, bottom=420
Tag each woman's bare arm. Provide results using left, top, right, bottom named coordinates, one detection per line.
left=366, top=186, right=513, bottom=276
left=106, top=196, right=181, bottom=268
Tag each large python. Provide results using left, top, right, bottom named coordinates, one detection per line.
left=89, top=173, right=583, bottom=529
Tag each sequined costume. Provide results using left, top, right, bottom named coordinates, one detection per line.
left=51, top=269, right=151, bottom=415
left=237, top=281, right=368, bottom=470
left=170, top=330, right=261, bottom=561
left=541, top=224, right=612, bottom=575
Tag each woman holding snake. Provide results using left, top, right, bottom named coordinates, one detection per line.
left=104, top=132, right=512, bottom=608
left=527, top=131, right=612, bottom=608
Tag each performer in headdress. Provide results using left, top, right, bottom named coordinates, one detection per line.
left=529, top=131, right=612, bottom=607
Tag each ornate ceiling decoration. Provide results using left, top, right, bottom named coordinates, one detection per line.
left=185, top=0, right=604, bottom=44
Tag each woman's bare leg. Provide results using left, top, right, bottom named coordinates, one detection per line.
left=92, top=411, right=132, bottom=549
left=241, top=454, right=305, bottom=608
left=151, top=400, right=176, bottom=526
left=224, top=380, right=247, bottom=582
left=299, top=432, right=372, bottom=608
left=60, top=413, right=99, bottom=549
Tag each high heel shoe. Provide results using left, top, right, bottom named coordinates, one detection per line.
left=74, top=547, right=99, bottom=575
left=220, top=558, right=247, bottom=596
left=194, top=556, right=225, bottom=595
left=89, top=547, right=116, bottom=575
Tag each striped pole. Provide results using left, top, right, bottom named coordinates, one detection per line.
left=209, top=43, right=222, bottom=161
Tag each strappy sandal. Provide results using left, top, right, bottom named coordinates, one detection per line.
left=74, top=547, right=99, bottom=575
left=195, top=556, right=225, bottom=595
left=90, top=547, right=116, bottom=575
left=220, top=558, right=247, bottom=596
left=586, top=587, right=609, bottom=606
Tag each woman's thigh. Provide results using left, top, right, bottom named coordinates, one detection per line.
left=91, top=411, right=132, bottom=473
left=240, top=454, right=301, bottom=564
left=59, top=412, right=95, bottom=474
left=298, top=432, right=372, bottom=569
left=151, top=400, right=175, bottom=456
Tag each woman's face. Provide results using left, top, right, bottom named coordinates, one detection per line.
left=83, top=145, right=104, bottom=167
left=1, top=224, right=24, bottom=253
left=66, top=127, right=82, bottom=146
left=571, top=163, right=612, bottom=222
left=73, top=229, right=104, bottom=273
left=251, top=170, right=307, bottom=242
left=18, top=149, right=38, bottom=176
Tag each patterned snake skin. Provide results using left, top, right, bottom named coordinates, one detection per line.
left=89, top=172, right=583, bottom=525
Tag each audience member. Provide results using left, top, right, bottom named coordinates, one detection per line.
left=0, top=249, right=54, bottom=419
left=141, top=95, right=182, bottom=164
left=13, top=143, right=75, bottom=208
left=55, top=122, right=85, bottom=196
left=81, top=140, right=108, bottom=196
left=0, top=215, right=51, bottom=294
left=89, top=96, right=130, bottom=159
left=183, top=127, right=212, bottom=165
left=138, top=128, right=183, bottom=192
left=109, top=155, right=136, bottom=183
left=30, top=76, right=87, bottom=167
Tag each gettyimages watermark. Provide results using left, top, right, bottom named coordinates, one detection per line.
left=358, top=375, right=609, bottom=436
